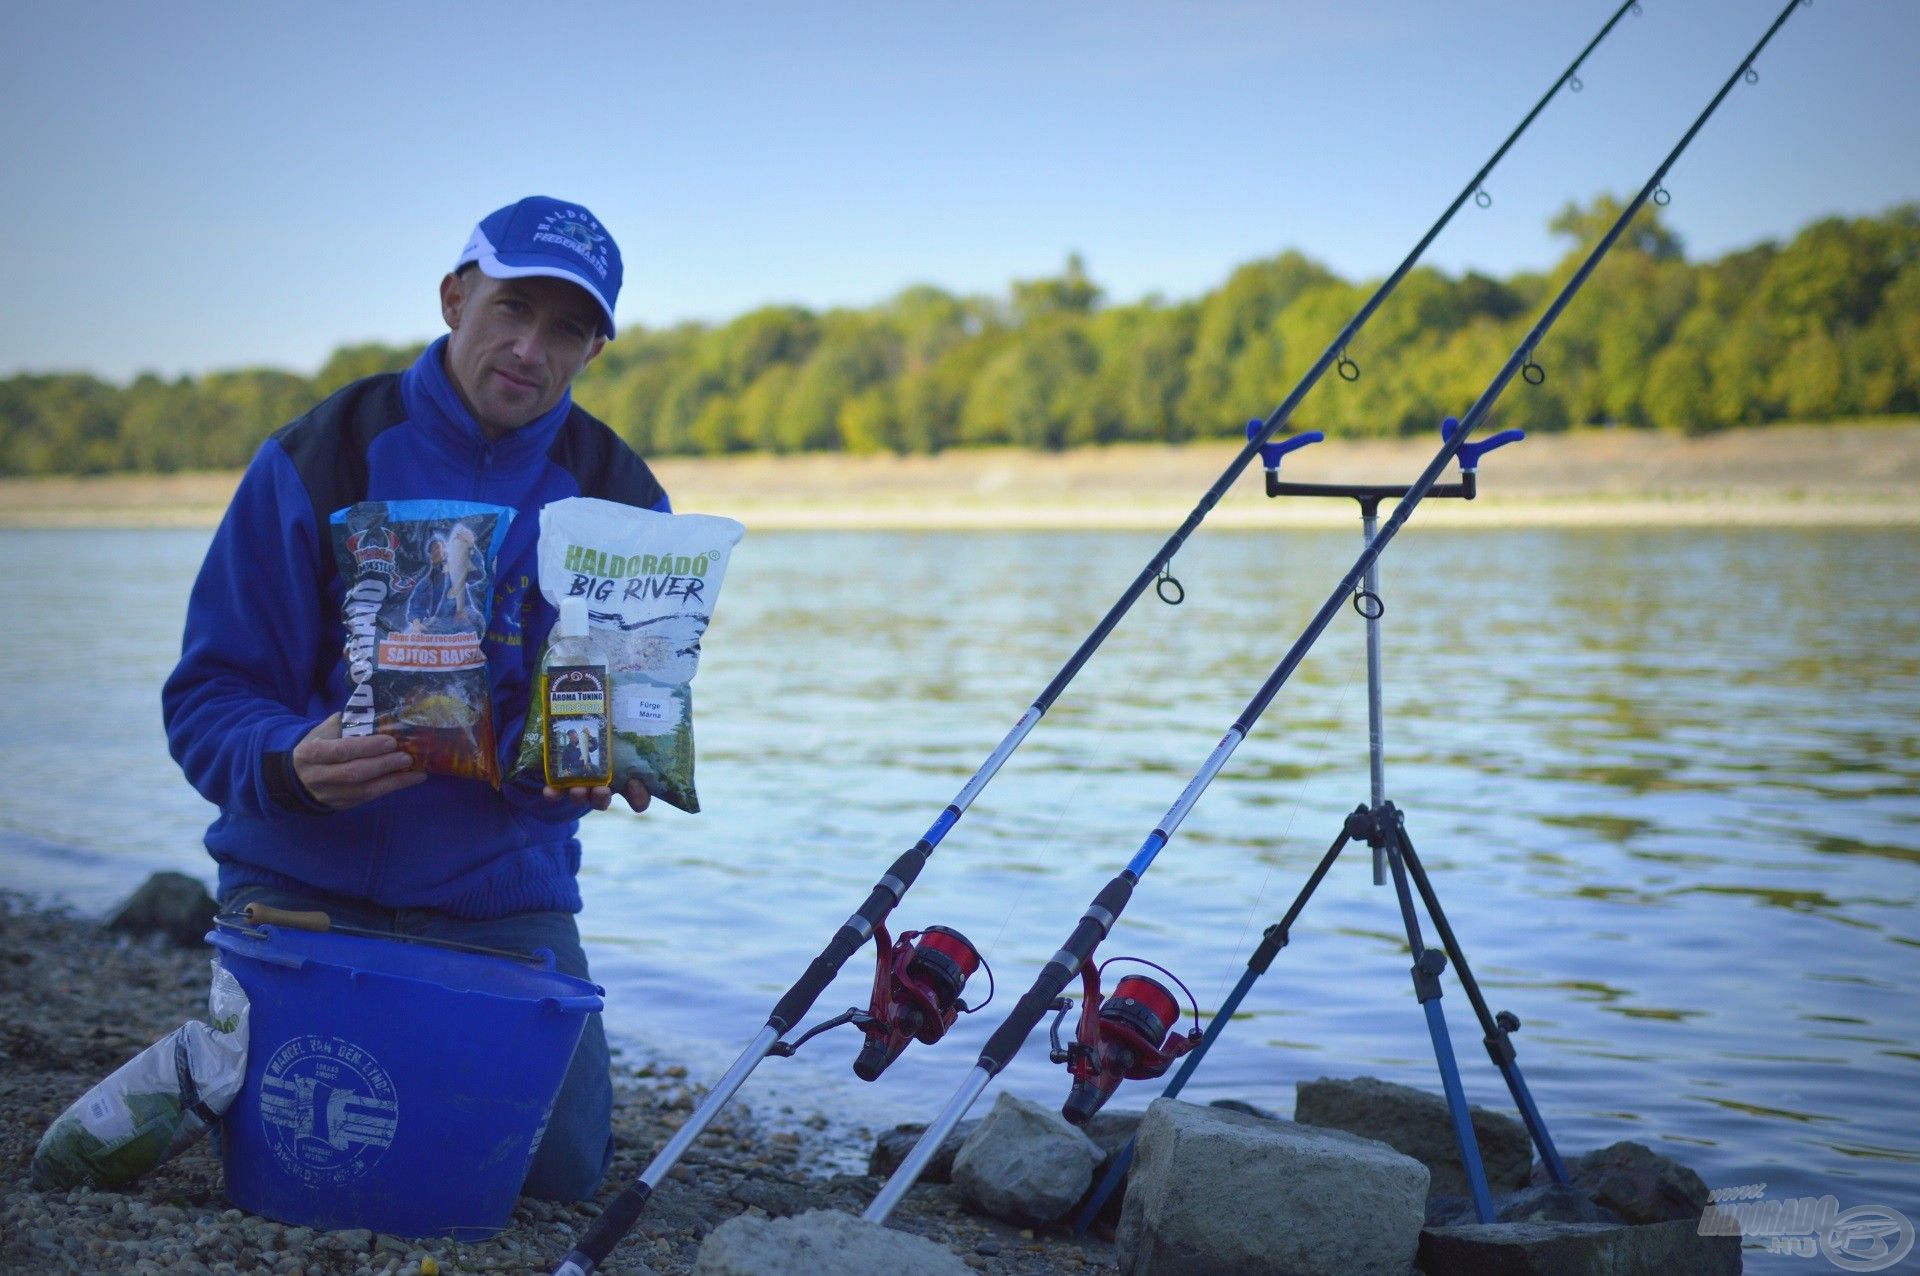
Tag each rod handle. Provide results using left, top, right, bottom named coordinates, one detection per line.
left=243, top=904, right=332, bottom=932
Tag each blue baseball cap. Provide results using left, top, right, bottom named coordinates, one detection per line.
left=454, top=196, right=623, bottom=338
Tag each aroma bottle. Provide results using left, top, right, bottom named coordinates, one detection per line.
left=541, top=596, right=614, bottom=788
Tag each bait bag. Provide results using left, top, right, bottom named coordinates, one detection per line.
left=30, top=963, right=251, bottom=1191
left=513, top=497, right=744, bottom=812
left=330, top=499, right=513, bottom=786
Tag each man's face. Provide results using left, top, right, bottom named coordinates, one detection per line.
left=438, top=269, right=607, bottom=438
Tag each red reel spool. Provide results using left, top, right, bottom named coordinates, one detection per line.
left=1061, top=960, right=1201, bottom=1125
left=853, top=924, right=989, bottom=1081
left=1102, top=974, right=1181, bottom=1052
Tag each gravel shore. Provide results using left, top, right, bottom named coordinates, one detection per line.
left=0, top=894, right=1116, bottom=1276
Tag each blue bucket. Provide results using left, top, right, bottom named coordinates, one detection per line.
left=208, top=921, right=602, bottom=1240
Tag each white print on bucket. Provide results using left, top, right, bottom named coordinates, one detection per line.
left=259, top=1035, right=399, bottom=1187
left=613, top=684, right=679, bottom=736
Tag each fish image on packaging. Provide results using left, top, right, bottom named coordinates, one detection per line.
left=330, top=499, right=514, bottom=786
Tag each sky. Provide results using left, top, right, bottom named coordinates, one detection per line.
left=2, top=0, right=1916, bottom=383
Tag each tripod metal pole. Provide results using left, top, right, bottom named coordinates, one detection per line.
left=1362, top=507, right=1388, bottom=886
left=1394, top=825, right=1571, bottom=1185
left=1382, top=821, right=1497, bottom=1223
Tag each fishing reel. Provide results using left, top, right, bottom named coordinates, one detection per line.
left=1048, top=957, right=1203, bottom=1125
left=770, top=923, right=993, bottom=1081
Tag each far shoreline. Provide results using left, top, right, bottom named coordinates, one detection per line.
left=3, top=420, right=1917, bottom=531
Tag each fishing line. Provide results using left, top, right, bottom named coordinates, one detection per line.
left=981, top=567, right=1163, bottom=963
left=982, top=569, right=1220, bottom=966
left=1202, top=651, right=1366, bottom=1018
left=550, top=6, right=1642, bottom=1269
left=979, top=705, right=1118, bottom=961
left=1185, top=557, right=1375, bottom=1019
left=861, top=0, right=1808, bottom=1226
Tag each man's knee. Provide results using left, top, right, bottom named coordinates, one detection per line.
left=521, top=1011, right=614, bottom=1202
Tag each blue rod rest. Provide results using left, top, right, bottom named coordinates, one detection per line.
left=1246, top=419, right=1325, bottom=472
left=1440, top=416, right=1525, bottom=472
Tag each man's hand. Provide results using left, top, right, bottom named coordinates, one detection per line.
left=292, top=714, right=427, bottom=811
left=542, top=778, right=652, bottom=813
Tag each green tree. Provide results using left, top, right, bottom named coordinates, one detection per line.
left=5, top=202, right=1919, bottom=475
left=1181, top=251, right=1338, bottom=432
left=315, top=343, right=423, bottom=398
left=777, top=319, right=901, bottom=452
left=1011, top=253, right=1102, bottom=323
left=1643, top=342, right=1714, bottom=432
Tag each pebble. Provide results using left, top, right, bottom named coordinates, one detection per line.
left=0, top=893, right=1113, bottom=1275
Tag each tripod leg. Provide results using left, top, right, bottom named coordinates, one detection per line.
left=1384, top=840, right=1497, bottom=1223
left=1394, top=824, right=1570, bottom=1186
left=1072, top=820, right=1359, bottom=1236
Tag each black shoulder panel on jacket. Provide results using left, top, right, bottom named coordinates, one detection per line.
left=548, top=405, right=667, bottom=509
left=271, top=373, right=409, bottom=538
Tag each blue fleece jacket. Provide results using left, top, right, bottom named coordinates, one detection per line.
left=162, top=339, right=668, bottom=918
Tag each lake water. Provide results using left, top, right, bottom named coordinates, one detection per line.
left=2, top=524, right=1916, bottom=1267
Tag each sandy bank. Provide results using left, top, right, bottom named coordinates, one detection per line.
left=4, top=421, right=1917, bottom=531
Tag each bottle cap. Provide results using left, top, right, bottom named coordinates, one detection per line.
left=557, top=595, right=590, bottom=639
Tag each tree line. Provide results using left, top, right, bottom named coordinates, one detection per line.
left=4, top=197, right=1915, bottom=477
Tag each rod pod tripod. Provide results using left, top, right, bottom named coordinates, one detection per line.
left=1077, top=419, right=1568, bottom=1231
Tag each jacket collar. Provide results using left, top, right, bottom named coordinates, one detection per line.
left=400, top=335, right=572, bottom=463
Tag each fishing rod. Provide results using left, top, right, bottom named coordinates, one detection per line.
left=1067, top=417, right=1531, bottom=1234
left=861, top=0, right=1807, bottom=1225
left=552, top=7, right=1639, bottom=1271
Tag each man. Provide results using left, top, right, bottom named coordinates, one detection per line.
left=163, top=196, right=663, bottom=1201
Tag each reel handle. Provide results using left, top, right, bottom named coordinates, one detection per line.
left=1246, top=420, right=1325, bottom=472
left=1440, top=416, right=1525, bottom=472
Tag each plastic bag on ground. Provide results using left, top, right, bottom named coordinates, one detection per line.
left=29, top=961, right=251, bottom=1191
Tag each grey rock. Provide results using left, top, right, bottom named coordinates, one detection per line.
left=1071, top=1108, right=1147, bottom=1231
left=1426, top=1182, right=1624, bottom=1227
left=1206, top=1098, right=1282, bottom=1121
left=693, top=1208, right=971, bottom=1275
left=1531, top=1140, right=1712, bottom=1224
left=1295, top=1074, right=1532, bottom=1197
left=1118, top=1097, right=1428, bottom=1276
left=728, top=1172, right=829, bottom=1218
left=951, top=1092, right=1104, bottom=1225
left=1419, top=1217, right=1743, bottom=1275
left=105, top=872, right=218, bottom=949
left=1079, top=1107, right=1146, bottom=1163
left=867, top=1119, right=981, bottom=1183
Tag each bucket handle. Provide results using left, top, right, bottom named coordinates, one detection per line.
left=209, top=916, right=309, bottom=969
left=543, top=994, right=605, bottom=1015
left=219, top=907, right=548, bottom=966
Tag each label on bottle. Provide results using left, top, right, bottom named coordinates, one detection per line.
left=543, top=665, right=612, bottom=786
